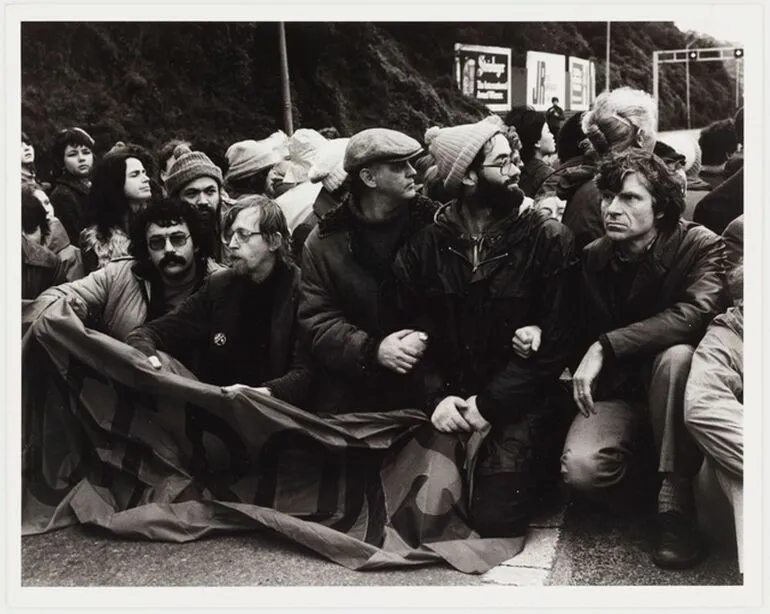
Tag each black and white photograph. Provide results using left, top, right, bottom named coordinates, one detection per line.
left=8, top=2, right=766, bottom=610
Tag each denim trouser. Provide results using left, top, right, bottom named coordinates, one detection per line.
left=560, top=344, right=703, bottom=498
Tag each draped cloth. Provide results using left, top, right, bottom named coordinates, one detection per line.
left=21, top=300, right=524, bottom=573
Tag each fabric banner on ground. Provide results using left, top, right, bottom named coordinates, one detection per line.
left=21, top=300, right=524, bottom=573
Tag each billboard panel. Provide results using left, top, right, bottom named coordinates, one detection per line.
left=454, top=43, right=512, bottom=112
left=568, top=56, right=592, bottom=111
left=526, top=51, right=566, bottom=111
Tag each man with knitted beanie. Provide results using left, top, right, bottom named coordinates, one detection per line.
left=391, top=115, right=576, bottom=538
left=165, top=145, right=225, bottom=261
left=298, top=127, right=438, bottom=413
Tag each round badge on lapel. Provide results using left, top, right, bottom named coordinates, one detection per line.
left=214, top=332, right=227, bottom=346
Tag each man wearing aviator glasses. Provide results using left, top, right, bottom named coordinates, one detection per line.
left=127, top=195, right=311, bottom=407
left=28, top=198, right=220, bottom=341
left=391, top=115, right=576, bottom=539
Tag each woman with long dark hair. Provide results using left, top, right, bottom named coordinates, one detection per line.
left=80, top=143, right=157, bottom=273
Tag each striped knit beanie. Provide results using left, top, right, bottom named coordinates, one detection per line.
left=424, top=115, right=506, bottom=191
left=165, top=145, right=223, bottom=197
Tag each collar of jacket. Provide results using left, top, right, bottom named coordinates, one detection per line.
left=585, top=219, right=686, bottom=277
left=317, top=193, right=438, bottom=238
left=129, top=256, right=216, bottom=305
left=434, top=200, right=545, bottom=247
left=56, top=174, right=91, bottom=195
left=317, top=193, right=438, bottom=278
left=433, top=200, right=549, bottom=274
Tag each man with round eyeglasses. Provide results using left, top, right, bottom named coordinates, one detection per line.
left=126, top=195, right=311, bottom=407
left=391, top=115, right=577, bottom=539
left=27, top=198, right=220, bottom=342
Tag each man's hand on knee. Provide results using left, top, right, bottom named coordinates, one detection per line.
left=573, top=341, right=604, bottom=417
left=431, top=396, right=472, bottom=433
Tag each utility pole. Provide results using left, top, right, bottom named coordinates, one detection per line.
left=685, top=41, right=694, bottom=130
left=278, top=22, right=294, bottom=135
left=605, top=21, right=611, bottom=91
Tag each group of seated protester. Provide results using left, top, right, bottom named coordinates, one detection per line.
left=23, top=86, right=745, bottom=573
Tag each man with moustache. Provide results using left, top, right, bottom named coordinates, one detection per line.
left=391, top=115, right=576, bottom=538
left=29, top=198, right=220, bottom=341
left=127, top=196, right=311, bottom=407
left=561, top=150, right=727, bottom=569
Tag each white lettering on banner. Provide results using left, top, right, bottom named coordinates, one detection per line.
left=477, top=90, right=505, bottom=100
left=478, top=82, right=510, bottom=91
left=477, top=55, right=506, bottom=78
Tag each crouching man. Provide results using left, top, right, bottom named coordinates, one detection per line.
left=29, top=198, right=220, bottom=338
left=126, top=195, right=311, bottom=407
left=561, top=150, right=728, bottom=569
left=392, top=116, right=576, bottom=538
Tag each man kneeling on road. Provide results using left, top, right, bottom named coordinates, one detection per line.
left=126, top=195, right=311, bottom=407
left=298, top=127, right=437, bottom=413
left=560, top=149, right=728, bottom=569
left=391, top=115, right=576, bottom=538
left=29, top=198, right=220, bottom=340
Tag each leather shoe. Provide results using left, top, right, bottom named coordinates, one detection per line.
left=652, top=511, right=708, bottom=569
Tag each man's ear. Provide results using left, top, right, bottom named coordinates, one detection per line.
left=359, top=167, right=377, bottom=189
left=461, top=168, right=478, bottom=187
left=267, top=233, right=284, bottom=253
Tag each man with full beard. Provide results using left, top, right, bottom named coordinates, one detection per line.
left=391, top=115, right=577, bottom=538
left=29, top=198, right=220, bottom=341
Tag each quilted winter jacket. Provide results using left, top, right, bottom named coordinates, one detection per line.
left=298, top=194, right=439, bottom=413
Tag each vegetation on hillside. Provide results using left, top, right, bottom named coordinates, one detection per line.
left=21, top=21, right=739, bottom=178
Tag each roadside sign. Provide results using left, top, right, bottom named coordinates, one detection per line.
left=454, top=43, right=512, bottom=112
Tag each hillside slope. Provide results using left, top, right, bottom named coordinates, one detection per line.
left=21, top=21, right=738, bottom=176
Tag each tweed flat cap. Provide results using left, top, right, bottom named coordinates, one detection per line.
left=343, top=128, right=423, bottom=173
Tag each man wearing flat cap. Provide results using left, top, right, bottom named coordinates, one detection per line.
left=391, top=115, right=577, bottom=538
left=298, top=127, right=439, bottom=413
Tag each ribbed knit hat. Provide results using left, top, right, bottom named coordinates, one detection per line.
left=424, top=115, right=506, bottom=191
left=308, top=138, right=350, bottom=193
left=165, top=145, right=223, bottom=196
left=224, top=131, right=289, bottom=184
